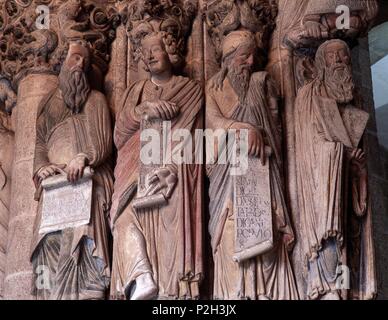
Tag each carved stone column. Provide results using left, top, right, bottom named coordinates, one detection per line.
left=0, top=81, right=14, bottom=298
left=3, top=74, right=58, bottom=299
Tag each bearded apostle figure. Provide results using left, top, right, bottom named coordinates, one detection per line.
left=206, top=30, right=299, bottom=300
left=110, top=32, right=203, bottom=300
left=31, top=40, right=114, bottom=300
left=295, top=39, right=374, bottom=300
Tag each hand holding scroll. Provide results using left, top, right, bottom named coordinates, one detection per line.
left=36, top=163, right=67, bottom=185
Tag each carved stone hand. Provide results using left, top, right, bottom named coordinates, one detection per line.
left=350, top=148, right=367, bottom=175
left=139, top=100, right=179, bottom=121
left=303, top=21, right=328, bottom=39
left=145, top=167, right=178, bottom=199
left=67, top=154, right=88, bottom=183
left=231, top=122, right=267, bottom=165
left=36, top=163, right=67, bottom=185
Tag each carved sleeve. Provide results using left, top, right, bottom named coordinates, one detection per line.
left=33, top=113, right=50, bottom=180
left=83, top=91, right=113, bottom=168
left=205, top=88, right=236, bottom=131
left=265, top=74, right=282, bottom=139
left=114, top=88, right=142, bottom=150
left=351, top=166, right=368, bottom=217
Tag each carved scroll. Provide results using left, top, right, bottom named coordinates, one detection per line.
left=39, top=167, right=93, bottom=234
left=233, top=156, right=273, bottom=263
left=132, top=118, right=168, bottom=210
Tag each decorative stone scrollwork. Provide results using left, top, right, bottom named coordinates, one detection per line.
left=0, top=77, right=17, bottom=114
left=0, top=0, right=120, bottom=86
left=57, top=0, right=120, bottom=62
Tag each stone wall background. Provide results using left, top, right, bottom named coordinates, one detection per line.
left=352, top=37, right=388, bottom=299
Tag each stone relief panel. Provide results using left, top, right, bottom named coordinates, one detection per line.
left=0, top=0, right=384, bottom=300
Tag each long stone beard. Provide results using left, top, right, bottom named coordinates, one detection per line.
left=324, top=63, right=354, bottom=104
left=58, top=65, right=90, bottom=114
left=227, top=64, right=252, bottom=103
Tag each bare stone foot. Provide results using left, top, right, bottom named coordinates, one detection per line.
left=320, top=291, right=340, bottom=300
left=130, top=273, right=158, bottom=300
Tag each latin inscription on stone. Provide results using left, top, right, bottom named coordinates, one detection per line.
left=233, top=156, right=273, bottom=262
left=39, top=168, right=93, bottom=234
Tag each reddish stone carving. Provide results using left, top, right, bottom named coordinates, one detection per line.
left=0, top=0, right=382, bottom=301
left=31, top=41, right=114, bottom=300
left=206, top=30, right=298, bottom=300
left=294, top=39, right=375, bottom=300
left=110, top=12, right=204, bottom=298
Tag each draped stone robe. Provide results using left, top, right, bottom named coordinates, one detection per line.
left=111, top=75, right=203, bottom=299
left=294, top=79, right=375, bottom=299
left=31, top=88, right=114, bottom=300
left=206, top=71, right=299, bottom=300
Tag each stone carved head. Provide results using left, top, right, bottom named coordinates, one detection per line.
left=140, top=32, right=174, bottom=75
left=126, top=0, right=197, bottom=70
left=58, top=40, right=91, bottom=114
left=205, top=0, right=277, bottom=61
left=210, top=30, right=256, bottom=100
left=315, top=39, right=354, bottom=104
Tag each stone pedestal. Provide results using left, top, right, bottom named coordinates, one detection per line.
left=3, top=74, right=58, bottom=300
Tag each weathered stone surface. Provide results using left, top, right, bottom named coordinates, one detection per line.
left=352, top=37, right=388, bottom=300
left=0, top=0, right=386, bottom=300
left=4, top=74, right=58, bottom=300
left=39, top=168, right=93, bottom=234
left=233, top=156, right=273, bottom=262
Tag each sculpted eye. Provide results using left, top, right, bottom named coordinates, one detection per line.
left=152, top=45, right=162, bottom=52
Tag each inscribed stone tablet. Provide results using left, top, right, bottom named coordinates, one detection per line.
left=233, top=156, right=273, bottom=262
left=39, top=168, right=93, bottom=234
